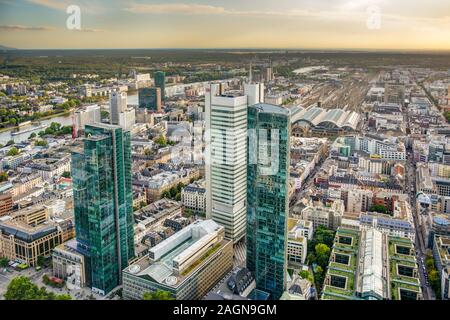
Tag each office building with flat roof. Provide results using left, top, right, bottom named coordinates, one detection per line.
left=0, top=206, right=74, bottom=267
left=321, top=227, right=422, bottom=300
left=205, top=82, right=264, bottom=242
left=123, top=219, right=233, bottom=300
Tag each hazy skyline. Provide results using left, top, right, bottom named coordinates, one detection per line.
left=1, top=0, right=450, bottom=50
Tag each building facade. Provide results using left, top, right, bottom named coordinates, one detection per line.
left=181, top=179, right=206, bottom=215
left=110, top=91, right=127, bottom=125
left=72, top=124, right=135, bottom=295
left=246, top=103, right=290, bottom=300
left=123, top=220, right=233, bottom=300
left=154, top=71, right=166, bottom=101
left=138, top=87, right=162, bottom=113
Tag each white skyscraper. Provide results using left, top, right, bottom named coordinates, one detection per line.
left=110, top=91, right=127, bottom=125
left=205, top=82, right=264, bottom=242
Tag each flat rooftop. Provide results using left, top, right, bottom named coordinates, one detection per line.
left=124, top=220, right=226, bottom=288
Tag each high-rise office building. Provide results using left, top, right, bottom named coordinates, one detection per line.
left=246, top=103, right=291, bottom=300
left=110, top=91, right=127, bottom=125
left=72, top=123, right=135, bottom=295
left=154, top=71, right=166, bottom=101
left=138, top=87, right=162, bottom=113
left=205, top=83, right=264, bottom=243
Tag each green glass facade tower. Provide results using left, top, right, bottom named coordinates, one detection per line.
left=246, top=103, right=290, bottom=300
left=154, top=71, right=165, bottom=101
left=138, top=87, right=162, bottom=112
left=72, top=123, right=135, bottom=295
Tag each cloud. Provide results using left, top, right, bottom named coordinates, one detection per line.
left=26, top=0, right=105, bottom=14
left=122, top=2, right=450, bottom=25
left=123, top=3, right=227, bottom=15
left=26, top=0, right=67, bottom=11
left=0, top=24, right=54, bottom=31
left=70, top=28, right=104, bottom=32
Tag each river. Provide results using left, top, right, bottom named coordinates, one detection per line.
left=0, top=93, right=139, bottom=145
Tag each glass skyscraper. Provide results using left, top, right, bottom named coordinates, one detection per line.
left=138, top=87, right=162, bottom=113
left=154, top=71, right=165, bottom=101
left=72, top=123, right=135, bottom=295
left=246, top=103, right=290, bottom=300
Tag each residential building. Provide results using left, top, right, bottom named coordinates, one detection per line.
left=181, top=179, right=206, bottom=215
left=52, top=239, right=87, bottom=289
left=287, top=219, right=308, bottom=266
left=301, top=199, right=344, bottom=230
left=203, top=267, right=256, bottom=300
left=20, top=153, right=71, bottom=181
left=133, top=198, right=182, bottom=244
left=280, top=274, right=313, bottom=300
left=110, top=91, right=127, bottom=125
left=0, top=193, right=13, bottom=217
left=74, top=104, right=101, bottom=137
left=287, top=218, right=313, bottom=240
left=433, top=235, right=450, bottom=300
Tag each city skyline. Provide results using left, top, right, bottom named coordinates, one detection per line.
left=0, top=0, right=450, bottom=50
left=0, top=1, right=450, bottom=305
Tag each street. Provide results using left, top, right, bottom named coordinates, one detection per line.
left=405, top=141, right=435, bottom=300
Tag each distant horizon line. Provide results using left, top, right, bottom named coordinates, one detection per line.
left=2, top=46, right=450, bottom=54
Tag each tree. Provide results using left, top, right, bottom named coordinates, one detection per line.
left=0, top=172, right=8, bottom=182
left=0, top=257, right=8, bottom=268
left=37, top=255, right=45, bottom=267
left=6, top=147, right=19, bottom=156
left=315, top=243, right=331, bottom=267
left=299, top=270, right=313, bottom=282
left=315, top=243, right=330, bottom=256
left=314, top=226, right=335, bottom=248
left=444, top=111, right=450, bottom=123
left=101, top=110, right=109, bottom=119
left=61, top=171, right=71, bottom=178
left=370, top=204, right=388, bottom=214
left=142, top=290, right=174, bottom=300
left=5, top=276, right=70, bottom=300
left=35, top=139, right=48, bottom=147
left=155, top=135, right=167, bottom=146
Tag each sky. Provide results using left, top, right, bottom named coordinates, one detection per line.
left=0, top=0, right=450, bottom=50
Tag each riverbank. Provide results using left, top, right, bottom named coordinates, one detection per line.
left=0, top=110, right=73, bottom=134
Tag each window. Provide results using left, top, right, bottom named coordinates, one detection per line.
left=399, top=289, right=418, bottom=300
left=330, top=275, right=347, bottom=289
left=338, top=236, right=353, bottom=245
left=395, top=245, right=411, bottom=255
left=398, top=265, right=414, bottom=277
left=335, top=253, right=350, bottom=265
